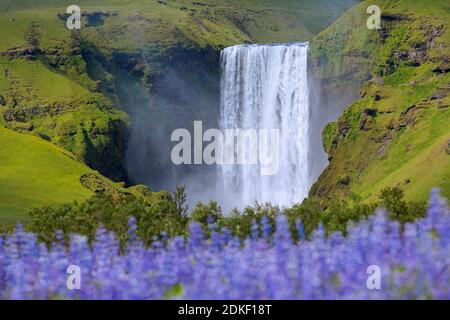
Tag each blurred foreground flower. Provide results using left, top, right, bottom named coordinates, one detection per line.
left=0, top=190, right=448, bottom=300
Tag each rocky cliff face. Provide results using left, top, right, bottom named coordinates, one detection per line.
left=309, top=0, right=450, bottom=201
left=82, top=42, right=222, bottom=189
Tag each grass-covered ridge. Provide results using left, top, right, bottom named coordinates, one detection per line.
left=0, top=0, right=359, bottom=49
left=310, top=0, right=450, bottom=202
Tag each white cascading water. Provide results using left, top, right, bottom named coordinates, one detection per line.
left=218, top=43, right=311, bottom=209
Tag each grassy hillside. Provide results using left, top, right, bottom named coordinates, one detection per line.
left=0, top=126, right=94, bottom=223
left=0, top=54, right=128, bottom=180
left=310, top=0, right=450, bottom=202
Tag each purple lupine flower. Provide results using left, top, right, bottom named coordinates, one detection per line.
left=0, top=191, right=449, bottom=299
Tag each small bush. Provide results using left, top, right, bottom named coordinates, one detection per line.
left=379, top=186, right=426, bottom=223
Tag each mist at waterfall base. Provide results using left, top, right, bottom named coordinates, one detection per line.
left=124, top=43, right=335, bottom=213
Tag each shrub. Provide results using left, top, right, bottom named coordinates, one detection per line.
left=24, top=21, right=41, bottom=49
left=28, top=192, right=187, bottom=247
left=379, top=186, right=426, bottom=223
left=26, top=185, right=428, bottom=248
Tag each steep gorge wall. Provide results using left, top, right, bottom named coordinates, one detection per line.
left=84, top=44, right=222, bottom=190
left=309, top=0, right=450, bottom=201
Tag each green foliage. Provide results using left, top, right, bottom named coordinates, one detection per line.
left=321, top=200, right=375, bottom=235
left=285, top=198, right=323, bottom=236
left=191, top=201, right=223, bottom=234
left=173, top=185, right=189, bottom=217
left=23, top=184, right=429, bottom=246
left=322, top=122, right=338, bottom=154
left=383, top=67, right=415, bottom=86
left=164, top=284, right=184, bottom=299
left=24, top=21, right=41, bottom=48
left=29, top=192, right=188, bottom=247
left=379, top=186, right=407, bottom=216
left=136, top=192, right=188, bottom=245
left=379, top=187, right=426, bottom=223
left=220, top=203, right=278, bottom=239
left=285, top=197, right=376, bottom=238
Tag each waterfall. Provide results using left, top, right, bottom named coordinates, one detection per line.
left=218, top=43, right=311, bottom=209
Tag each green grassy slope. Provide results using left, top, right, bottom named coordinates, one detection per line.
left=310, top=0, right=450, bottom=202
left=0, top=0, right=359, bottom=48
left=0, top=126, right=94, bottom=223
left=0, top=125, right=159, bottom=223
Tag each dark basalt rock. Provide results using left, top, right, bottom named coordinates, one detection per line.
left=399, top=106, right=419, bottom=128
left=359, top=116, right=375, bottom=131
left=429, top=88, right=449, bottom=101
left=381, top=13, right=407, bottom=22
left=80, top=173, right=108, bottom=193
left=338, top=121, right=349, bottom=138
left=84, top=11, right=111, bottom=27
left=433, top=61, right=450, bottom=74
left=337, top=176, right=351, bottom=186
left=0, top=47, right=36, bottom=60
